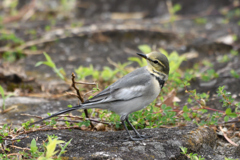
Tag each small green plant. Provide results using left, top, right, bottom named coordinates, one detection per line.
left=0, top=124, right=8, bottom=144
left=201, top=69, right=219, bottom=81
left=30, top=138, right=40, bottom=158
left=168, top=3, right=182, bottom=24
left=45, top=25, right=51, bottom=31
left=0, top=135, right=72, bottom=159
left=180, top=146, right=205, bottom=160
left=0, top=85, right=14, bottom=113
left=35, top=52, right=66, bottom=80
left=2, top=0, right=19, bottom=16
left=75, top=61, right=131, bottom=82
left=202, top=59, right=213, bottom=67
left=182, top=84, right=240, bottom=126
left=217, top=86, right=239, bottom=120
left=0, top=32, right=25, bottom=61
left=101, top=66, right=120, bottom=81
left=128, top=56, right=147, bottom=67
left=218, top=55, right=230, bottom=63
left=137, top=44, right=152, bottom=54
left=60, top=0, right=76, bottom=12
left=0, top=33, right=23, bottom=44
left=230, top=70, right=240, bottom=78
left=194, top=18, right=207, bottom=24
left=38, top=135, right=72, bottom=159
left=230, top=50, right=238, bottom=56
left=232, top=34, right=238, bottom=41
left=75, top=65, right=99, bottom=80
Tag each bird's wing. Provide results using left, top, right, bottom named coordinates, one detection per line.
left=84, top=67, right=151, bottom=104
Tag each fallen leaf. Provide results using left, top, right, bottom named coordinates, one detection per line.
left=94, top=123, right=105, bottom=131
left=216, top=34, right=235, bottom=45
left=111, top=12, right=147, bottom=20
left=156, top=89, right=180, bottom=108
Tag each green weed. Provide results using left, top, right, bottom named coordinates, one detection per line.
left=0, top=85, right=14, bottom=113
left=0, top=134, right=71, bottom=159
left=194, top=18, right=207, bottom=24
left=35, top=52, right=66, bottom=80
left=180, top=146, right=205, bottom=160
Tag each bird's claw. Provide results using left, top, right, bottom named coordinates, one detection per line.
left=133, top=134, right=152, bottom=139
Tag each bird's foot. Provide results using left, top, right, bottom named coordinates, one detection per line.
left=139, top=134, right=152, bottom=139
left=133, top=134, right=152, bottom=139
left=119, top=136, right=146, bottom=141
left=129, top=136, right=146, bottom=141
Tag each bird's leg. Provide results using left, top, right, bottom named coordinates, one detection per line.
left=121, top=120, right=145, bottom=141
left=125, top=117, right=152, bottom=139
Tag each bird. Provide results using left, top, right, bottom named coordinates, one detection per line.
left=31, top=51, right=169, bottom=141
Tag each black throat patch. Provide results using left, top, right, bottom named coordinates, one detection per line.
left=151, top=74, right=165, bottom=89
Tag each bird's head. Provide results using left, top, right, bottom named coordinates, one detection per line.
left=137, top=51, right=169, bottom=79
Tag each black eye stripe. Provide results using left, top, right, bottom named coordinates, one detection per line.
left=151, top=59, right=166, bottom=68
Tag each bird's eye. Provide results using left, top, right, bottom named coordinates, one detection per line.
left=153, top=60, right=158, bottom=64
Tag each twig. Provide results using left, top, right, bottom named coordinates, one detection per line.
left=71, top=73, right=94, bottom=128
left=83, top=90, right=95, bottom=97
left=3, top=0, right=36, bottom=24
left=2, top=136, right=29, bottom=141
left=9, top=145, right=30, bottom=151
left=107, top=57, right=119, bottom=68
left=57, top=120, right=83, bottom=123
left=75, top=81, right=96, bottom=85
left=20, top=113, right=42, bottom=119
left=219, top=126, right=239, bottom=147
left=0, top=105, right=18, bottom=114
left=65, top=92, right=79, bottom=97
left=71, top=73, right=84, bottom=102
left=7, top=153, right=24, bottom=157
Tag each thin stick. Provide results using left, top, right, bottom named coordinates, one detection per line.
left=219, top=126, right=239, bottom=147
left=7, top=153, right=24, bottom=157
left=2, top=136, right=29, bottom=141
left=71, top=73, right=94, bottom=128
left=75, top=81, right=96, bottom=85
left=9, top=145, right=30, bottom=151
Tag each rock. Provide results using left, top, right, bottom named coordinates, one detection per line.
left=13, top=125, right=232, bottom=159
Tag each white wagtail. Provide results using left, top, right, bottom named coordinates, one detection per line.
left=31, top=52, right=169, bottom=141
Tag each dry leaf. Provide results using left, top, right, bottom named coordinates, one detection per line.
left=216, top=34, right=235, bottom=45
left=111, top=12, right=147, bottom=20
left=156, top=89, right=180, bottom=108
left=80, top=125, right=88, bottom=130
left=94, top=123, right=105, bottom=131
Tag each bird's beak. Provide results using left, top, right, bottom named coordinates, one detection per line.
left=137, top=53, right=148, bottom=60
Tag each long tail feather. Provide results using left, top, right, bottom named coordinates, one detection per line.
left=30, top=104, right=82, bottom=126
